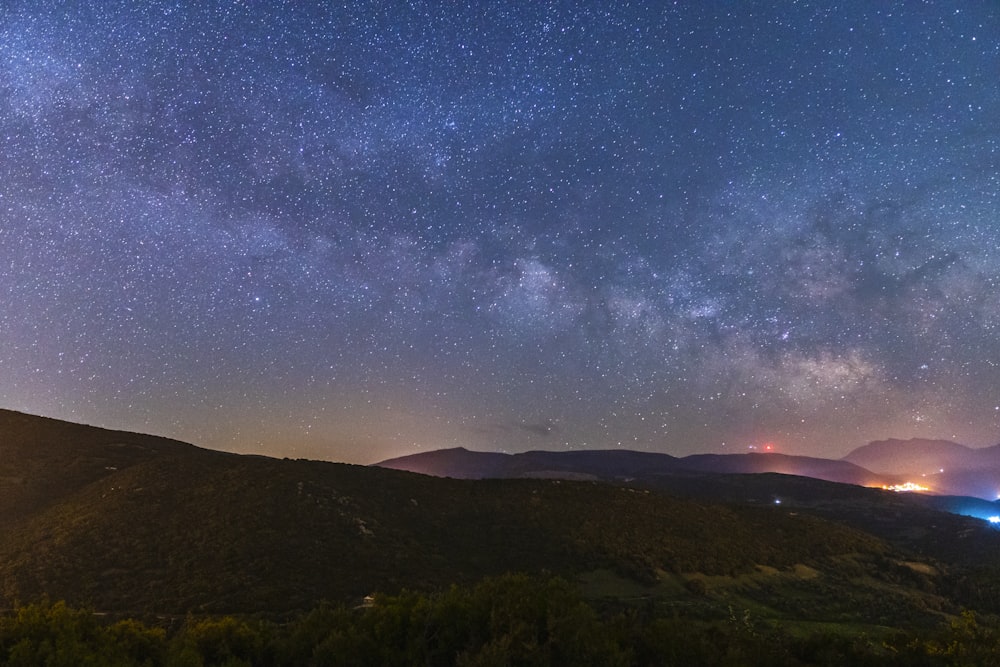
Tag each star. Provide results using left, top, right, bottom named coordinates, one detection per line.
left=1, top=1, right=998, bottom=462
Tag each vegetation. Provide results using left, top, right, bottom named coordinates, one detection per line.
left=3, top=576, right=1000, bottom=666
left=8, top=410, right=1000, bottom=663
left=0, top=433, right=902, bottom=615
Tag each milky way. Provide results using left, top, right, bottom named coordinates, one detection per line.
left=2, top=2, right=998, bottom=462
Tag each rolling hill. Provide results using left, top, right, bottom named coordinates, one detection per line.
left=0, top=409, right=197, bottom=532
left=2, top=453, right=898, bottom=615
left=6, top=408, right=1000, bottom=638
left=375, top=445, right=1000, bottom=566
left=0, top=410, right=901, bottom=617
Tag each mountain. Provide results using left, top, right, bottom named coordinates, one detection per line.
left=842, top=438, right=1000, bottom=498
left=374, top=446, right=514, bottom=478
left=378, top=447, right=684, bottom=480
left=842, top=438, right=984, bottom=475
left=678, top=452, right=885, bottom=487
left=379, top=443, right=1000, bottom=500
left=378, top=447, right=891, bottom=488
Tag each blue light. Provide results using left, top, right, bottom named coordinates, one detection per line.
left=989, top=516, right=1000, bottom=524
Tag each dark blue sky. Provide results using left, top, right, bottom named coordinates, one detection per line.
left=2, top=1, right=998, bottom=462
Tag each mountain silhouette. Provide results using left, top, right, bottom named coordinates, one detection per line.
left=378, top=447, right=888, bottom=488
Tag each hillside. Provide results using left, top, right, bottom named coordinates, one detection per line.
left=0, top=409, right=197, bottom=531
left=7, top=409, right=1000, bottom=643
left=1, top=442, right=893, bottom=616
left=378, top=445, right=1000, bottom=567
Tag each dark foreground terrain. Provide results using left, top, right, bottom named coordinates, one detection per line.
left=5, top=409, right=1000, bottom=665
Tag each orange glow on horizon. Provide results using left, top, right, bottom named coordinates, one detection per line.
left=880, top=481, right=931, bottom=493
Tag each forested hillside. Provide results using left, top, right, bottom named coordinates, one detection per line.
left=6, top=410, right=1000, bottom=665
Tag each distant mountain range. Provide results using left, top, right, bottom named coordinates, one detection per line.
left=377, top=438, right=1000, bottom=500
left=375, top=447, right=884, bottom=487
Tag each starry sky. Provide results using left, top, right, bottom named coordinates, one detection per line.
left=2, top=2, right=998, bottom=463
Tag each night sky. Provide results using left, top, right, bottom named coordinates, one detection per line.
left=2, top=2, right=998, bottom=463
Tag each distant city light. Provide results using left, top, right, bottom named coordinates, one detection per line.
left=774, top=498, right=781, bottom=505
left=882, top=482, right=931, bottom=493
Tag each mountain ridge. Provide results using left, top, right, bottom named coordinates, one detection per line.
left=378, top=447, right=885, bottom=486
left=842, top=437, right=1000, bottom=472
left=377, top=441, right=1000, bottom=499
